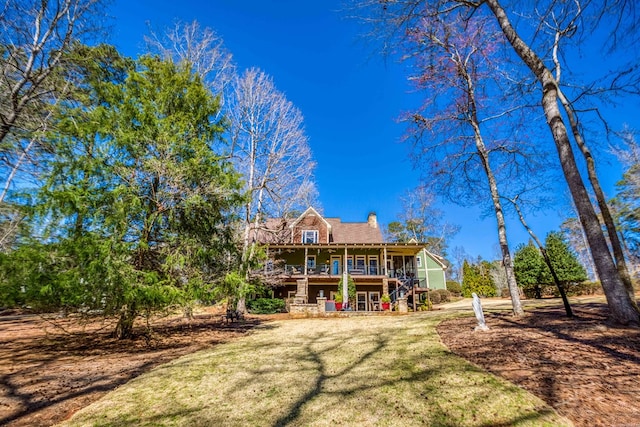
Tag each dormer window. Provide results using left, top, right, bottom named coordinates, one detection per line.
left=302, top=230, right=318, bottom=244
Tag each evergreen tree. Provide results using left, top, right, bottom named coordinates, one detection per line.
left=545, top=232, right=588, bottom=289
left=514, top=242, right=550, bottom=298
left=611, top=163, right=640, bottom=272
left=461, top=260, right=496, bottom=297
left=2, top=46, right=243, bottom=338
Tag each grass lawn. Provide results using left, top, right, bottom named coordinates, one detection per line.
left=60, top=312, right=571, bottom=427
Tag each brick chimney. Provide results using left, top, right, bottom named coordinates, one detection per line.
left=367, top=212, right=377, bottom=229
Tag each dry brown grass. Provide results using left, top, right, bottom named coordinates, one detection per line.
left=60, top=313, right=569, bottom=427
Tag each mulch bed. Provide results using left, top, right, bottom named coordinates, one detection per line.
left=437, top=302, right=640, bottom=427
left=0, top=309, right=265, bottom=427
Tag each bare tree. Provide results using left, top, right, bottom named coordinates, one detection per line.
left=560, top=216, right=598, bottom=280
left=228, top=68, right=317, bottom=312
left=354, top=0, right=640, bottom=325
left=144, top=20, right=236, bottom=110
left=540, top=4, right=636, bottom=299
left=401, top=12, right=529, bottom=315
left=387, top=184, right=459, bottom=255
left=482, top=0, right=639, bottom=324
left=0, top=0, right=106, bottom=182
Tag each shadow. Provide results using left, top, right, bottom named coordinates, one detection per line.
left=438, top=302, right=640, bottom=425
left=495, top=303, right=640, bottom=365
left=272, top=331, right=389, bottom=427
left=0, top=312, right=269, bottom=427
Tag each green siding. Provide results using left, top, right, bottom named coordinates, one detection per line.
left=427, top=269, right=446, bottom=289
left=416, top=249, right=446, bottom=290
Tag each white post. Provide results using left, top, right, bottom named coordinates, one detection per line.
left=342, top=246, right=349, bottom=308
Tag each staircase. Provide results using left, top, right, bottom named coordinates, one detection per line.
left=389, top=276, right=419, bottom=303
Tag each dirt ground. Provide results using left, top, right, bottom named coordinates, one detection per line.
left=0, top=307, right=273, bottom=427
left=1, top=303, right=639, bottom=427
left=438, top=302, right=640, bottom=427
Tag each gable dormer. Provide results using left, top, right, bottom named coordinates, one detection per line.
left=289, top=206, right=331, bottom=244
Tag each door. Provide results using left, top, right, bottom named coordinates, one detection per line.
left=331, top=256, right=341, bottom=275
left=368, top=291, right=380, bottom=311
left=356, top=292, right=367, bottom=311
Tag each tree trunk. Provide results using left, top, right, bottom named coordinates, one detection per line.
left=557, top=88, right=636, bottom=300
left=473, top=133, right=523, bottom=316
left=461, top=56, right=524, bottom=316
left=113, top=305, right=136, bottom=339
left=485, top=0, right=639, bottom=325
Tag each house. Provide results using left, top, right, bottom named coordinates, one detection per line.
left=255, top=207, right=447, bottom=312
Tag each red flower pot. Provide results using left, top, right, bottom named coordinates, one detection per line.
left=381, top=302, right=390, bottom=311
left=335, top=302, right=343, bottom=311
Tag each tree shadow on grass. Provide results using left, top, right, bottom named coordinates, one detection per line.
left=0, top=312, right=268, bottom=427
left=271, top=331, right=390, bottom=427
left=265, top=319, right=561, bottom=427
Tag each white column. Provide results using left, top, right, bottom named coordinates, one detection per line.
left=342, top=246, right=349, bottom=307
left=382, top=247, right=387, bottom=275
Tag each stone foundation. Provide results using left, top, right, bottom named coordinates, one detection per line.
left=289, top=303, right=320, bottom=316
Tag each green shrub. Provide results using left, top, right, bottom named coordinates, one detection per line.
left=461, top=260, right=497, bottom=297
left=522, top=284, right=556, bottom=299
left=247, top=298, right=286, bottom=314
left=429, top=292, right=441, bottom=304
left=446, top=281, right=462, bottom=296
left=426, top=289, right=452, bottom=305
left=565, top=281, right=601, bottom=296
left=433, top=289, right=451, bottom=303
left=418, top=299, right=432, bottom=311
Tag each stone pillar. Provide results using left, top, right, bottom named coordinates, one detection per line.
left=382, top=277, right=389, bottom=296
left=397, top=297, right=408, bottom=313
left=317, top=297, right=327, bottom=315
left=294, top=278, right=308, bottom=304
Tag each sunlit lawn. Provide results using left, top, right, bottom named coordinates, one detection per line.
left=60, top=313, right=571, bottom=427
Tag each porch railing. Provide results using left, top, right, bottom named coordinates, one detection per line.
left=282, top=264, right=383, bottom=276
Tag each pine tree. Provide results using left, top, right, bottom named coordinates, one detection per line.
left=514, top=242, right=550, bottom=298
left=545, top=232, right=588, bottom=290
left=5, top=46, right=243, bottom=338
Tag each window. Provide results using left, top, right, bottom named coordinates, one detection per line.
left=302, top=229, right=318, bottom=244
left=416, top=255, right=422, bottom=268
left=368, top=256, right=379, bottom=275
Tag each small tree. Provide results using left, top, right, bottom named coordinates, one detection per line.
left=385, top=185, right=459, bottom=256
left=462, top=260, right=496, bottom=298
left=514, top=242, right=550, bottom=298
left=545, top=232, right=588, bottom=291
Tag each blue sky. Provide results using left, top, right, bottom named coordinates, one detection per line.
left=107, top=0, right=636, bottom=261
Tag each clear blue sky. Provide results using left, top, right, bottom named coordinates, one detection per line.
left=107, top=0, right=636, bottom=261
